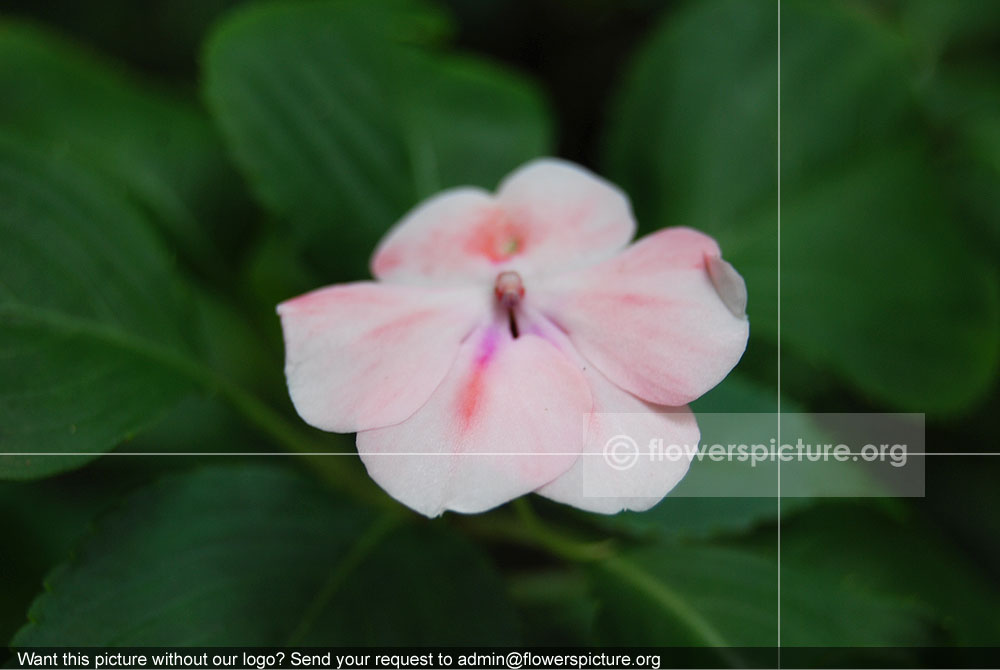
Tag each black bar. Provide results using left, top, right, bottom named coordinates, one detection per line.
left=4, top=647, right=1000, bottom=670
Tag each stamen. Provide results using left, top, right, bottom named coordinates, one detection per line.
left=494, top=271, right=524, bottom=309
left=507, top=309, right=519, bottom=339
left=495, top=271, right=524, bottom=339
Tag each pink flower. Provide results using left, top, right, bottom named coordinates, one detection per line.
left=278, top=159, right=748, bottom=516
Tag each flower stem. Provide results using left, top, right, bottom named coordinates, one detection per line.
left=509, top=498, right=614, bottom=561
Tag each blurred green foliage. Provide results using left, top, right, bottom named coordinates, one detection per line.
left=605, top=0, right=998, bottom=412
left=203, top=0, right=551, bottom=280
left=1, top=0, right=999, bottom=659
left=12, top=466, right=519, bottom=646
left=0, top=137, right=199, bottom=478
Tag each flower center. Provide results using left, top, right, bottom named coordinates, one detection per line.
left=500, top=236, right=521, bottom=256
left=494, top=271, right=524, bottom=308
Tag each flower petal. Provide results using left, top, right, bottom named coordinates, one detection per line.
left=277, top=282, right=484, bottom=432
left=536, top=366, right=698, bottom=514
left=532, top=227, right=749, bottom=407
left=493, top=158, right=636, bottom=273
left=370, top=187, right=499, bottom=283
left=356, top=327, right=592, bottom=516
left=517, top=310, right=697, bottom=514
left=370, top=159, right=635, bottom=283
left=706, top=255, right=748, bottom=318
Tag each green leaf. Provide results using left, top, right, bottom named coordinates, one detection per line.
left=203, top=0, right=552, bottom=280
left=920, top=64, right=1000, bottom=255
left=0, top=476, right=122, bottom=644
left=400, top=54, right=553, bottom=198
left=773, top=502, right=1000, bottom=645
left=12, top=465, right=519, bottom=645
left=900, top=0, right=1000, bottom=60
left=0, top=455, right=184, bottom=643
left=766, top=142, right=999, bottom=411
left=0, top=21, right=247, bottom=269
left=588, top=542, right=932, bottom=648
left=0, top=136, right=198, bottom=479
left=604, top=0, right=1000, bottom=412
left=604, top=0, right=780, bottom=236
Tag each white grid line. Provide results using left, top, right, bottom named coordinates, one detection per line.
left=776, top=0, right=782, bottom=658
left=2, top=452, right=992, bottom=456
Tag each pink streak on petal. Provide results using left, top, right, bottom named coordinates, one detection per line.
left=356, top=330, right=591, bottom=517
left=456, top=328, right=500, bottom=431
left=371, top=246, right=402, bottom=276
